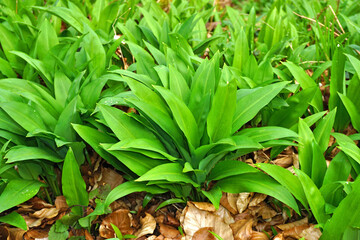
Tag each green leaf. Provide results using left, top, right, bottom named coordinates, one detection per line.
left=207, top=160, right=258, bottom=181
left=168, top=65, right=190, bottom=103
left=232, top=28, right=249, bottom=72
left=155, top=86, right=199, bottom=148
left=332, top=133, right=360, bottom=164
left=313, top=109, right=336, bottom=153
left=323, top=152, right=351, bottom=186
left=257, top=163, right=308, bottom=208
left=105, top=181, right=167, bottom=208
left=136, top=163, right=200, bottom=187
left=268, top=87, right=317, bottom=128
left=0, top=179, right=45, bottom=213
left=5, top=146, right=63, bottom=163
left=108, top=138, right=176, bottom=161
left=202, top=186, right=222, bottom=209
left=99, top=104, right=156, bottom=141
left=83, top=25, right=106, bottom=78
left=35, top=18, right=59, bottom=60
left=0, top=211, right=27, bottom=230
left=283, top=61, right=323, bottom=112
left=321, top=177, right=360, bottom=240
left=329, top=46, right=348, bottom=130
left=62, top=148, right=89, bottom=215
left=295, top=169, right=329, bottom=225
left=232, top=81, right=287, bottom=133
left=105, top=147, right=165, bottom=176
left=237, top=126, right=298, bottom=142
left=298, top=118, right=314, bottom=176
left=156, top=199, right=186, bottom=211
left=72, top=124, right=129, bottom=173
left=217, top=172, right=300, bottom=214
left=208, top=66, right=237, bottom=142
left=10, top=51, right=53, bottom=86
left=311, top=140, right=327, bottom=188
left=338, top=93, right=360, bottom=132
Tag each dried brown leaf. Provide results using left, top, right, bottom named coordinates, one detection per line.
left=192, top=227, right=216, bottom=240
left=233, top=219, right=253, bottom=240
left=214, top=205, right=234, bottom=225
left=31, top=208, right=59, bottom=219
left=99, top=209, right=134, bottom=238
left=159, top=224, right=181, bottom=239
left=55, top=196, right=68, bottom=211
left=220, top=193, right=237, bottom=214
left=191, top=202, right=216, bottom=212
left=249, top=194, right=267, bottom=207
left=277, top=218, right=308, bottom=231
left=180, top=202, right=234, bottom=240
left=98, top=168, right=124, bottom=190
left=135, top=213, right=157, bottom=238
left=250, top=231, right=269, bottom=240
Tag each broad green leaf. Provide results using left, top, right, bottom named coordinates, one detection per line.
left=105, top=181, right=167, bottom=208
left=35, top=18, right=59, bottom=60
left=339, top=93, right=360, bottom=132
left=0, top=179, right=45, bottom=213
left=268, top=87, right=317, bottom=128
left=323, top=152, right=351, bottom=186
left=99, top=104, right=156, bottom=141
left=253, top=60, right=273, bottom=84
left=155, top=86, right=199, bottom=148
left=54, top=71, right=71, bottom=107
left=329, top=46, right=348, bottom=130
left=54, top=98, right=80, bottom=142
left=208, top=67, right=237, bottom=142
left=136, top=163, right=200, bottom=187
left=295, top=169, right=329, bottom=225
left=257, top=163, right=308, bottom=208
left=0, top=58, right=17, bottom=78
left=33, top=6, right=89, bottom=33
left=0, top=24, right=21, bottom=67
left=283, top=61, right=323, bottom=112
left=207, top=160, right=258, bottom=181
left=83, top=25, right=106, bottom=78
left=10, top=51, right=53, bottom=86
left=321, top=177, right=360, bottom=240
left=298, top=118, right=314, bottom=176
left=311, top=140, right=327, bottom=188
left=232, top=28, right=249, bottom=72
left=202, top=186, right=222, bottom=209
left=313, top=109, right=336, bottom=153
left=62, top=148, right=89, bottom=215
left=168, top=65, right=190, bottom=103
left=237, top=126, right=298, bottom=142
left=155, top=199, right=186, bottom=211
left=5, top=146, right=63, bottom=163
left=108, top=138, right=176, bottom=161
left=0, top=211, right=27, bottom=230
left=332, top=133, right=360, bottom=164
left=105, top=147, right=165, bottom=176
left=232, top=81, right=287, bottom=133
left=217, top=172, right=300, bottom=214
left=72, top=124, right=130, bottom=173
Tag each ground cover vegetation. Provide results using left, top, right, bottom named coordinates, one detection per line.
left=0, top=0, right=359, bottom=239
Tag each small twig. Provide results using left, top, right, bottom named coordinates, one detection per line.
left=293, top=11, right=340, bottom=37
left=299, top=61, right=326, bottom=64
left=329, top=5, right=345, bottom=34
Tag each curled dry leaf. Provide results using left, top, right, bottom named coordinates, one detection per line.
left=273, top=233, right=285, bottom=240
left=191, top=202, right=216, bottom=212
left=135, top=213, right=157, bottom=238
left=236, top=193, right=252, bottom=214
left=99, top=209, right=134, bottom=238
left=192, top=227, right=216, bottom=240
left=214, top=205, right=235, bottom=225
left=181, top=202, right=234, bottom=240
left=250, top=231, right=269, bottom=240
left=249, top=194, right=267, bottom=207
left=233, top=219, right=253, bottom=240
left=159, top=223, right=181, bottom=239
left=31, top=208, right=59, bottom=219
left=220, top=193, right=237, bottom=214
left=272, top=155, right=293, bottom=168
left=98, top=167, right=124, bottom=190
left=300, top=225, right=322, bottom=240
left=249, top=202, right=277, bottom=219
left=0, top=226, right=26, bottom=240
left=55, top=196, right=68, bottom=211
left=277, top=218, right=308, bottom=231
